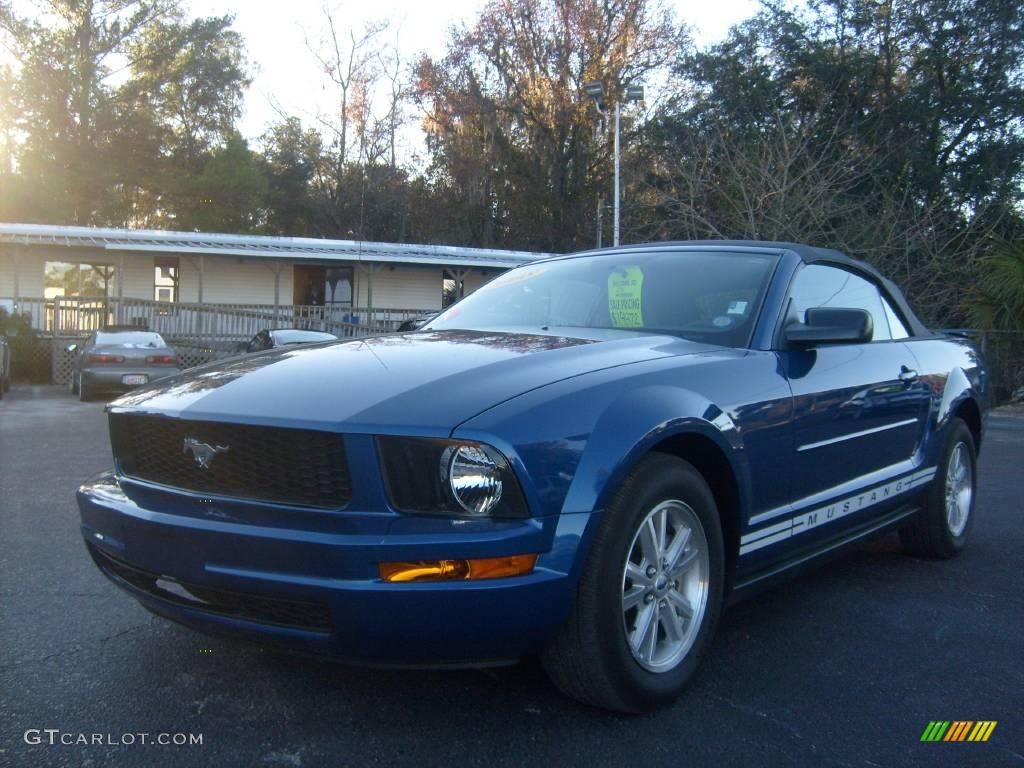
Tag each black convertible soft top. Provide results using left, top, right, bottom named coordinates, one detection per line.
left=579, top=240, right=932, bottom=338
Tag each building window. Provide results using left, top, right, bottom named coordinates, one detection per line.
left=442, top=269, right=463, bottom=308
left=154, top=256, right=180, bottom=302
left=44, top=261, right=115, bottom=300
left=325, top=267, right=353, bottom=306
left=44, top=261, right=116, bottom=333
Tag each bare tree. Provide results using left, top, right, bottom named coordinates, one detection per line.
left=638, top=106, right=1005, bottom=325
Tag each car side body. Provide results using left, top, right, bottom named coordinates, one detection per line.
left=77, top=242, right=988, bottom=709
left=242, top=328, right=339, bottom=354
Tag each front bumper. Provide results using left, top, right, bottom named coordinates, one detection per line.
left=77, top=472, right=585, bottom=665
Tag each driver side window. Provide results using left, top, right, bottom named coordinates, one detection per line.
left=788, top=265, right=892, bottom=341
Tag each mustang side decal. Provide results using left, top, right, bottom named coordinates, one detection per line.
left=740, top=467, right=937, bottom=555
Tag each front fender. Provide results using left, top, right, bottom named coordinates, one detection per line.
left=562, top=384, right=747, bottom=518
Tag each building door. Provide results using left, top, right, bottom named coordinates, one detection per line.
left=293, top=265, right=326, bottom=306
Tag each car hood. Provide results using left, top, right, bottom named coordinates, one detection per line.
left=111, top=329, right=716, bottom=432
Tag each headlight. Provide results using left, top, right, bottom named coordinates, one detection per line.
left=377, top=437, right=528, bottom=518
left=442, top=443, right=504, bottom=514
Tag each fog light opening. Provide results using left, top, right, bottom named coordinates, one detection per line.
left=379, top=554, right=538, bottom=583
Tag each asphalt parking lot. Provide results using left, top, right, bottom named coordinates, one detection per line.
left=1, top=385, right=1021, bottom=768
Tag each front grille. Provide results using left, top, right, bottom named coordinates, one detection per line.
left=109, top=413, right=352, bottom=508
left=90, top=545, right=332, bottom=632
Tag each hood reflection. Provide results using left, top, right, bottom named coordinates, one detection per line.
left=111, top=329, right=596, bottom=408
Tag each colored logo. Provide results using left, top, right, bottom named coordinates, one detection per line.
left=921, top=721, right=997, bottom=742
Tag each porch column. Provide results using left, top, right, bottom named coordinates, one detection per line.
left=116, top=253, right=124, bottom=323
left=360, top=263, right=380, bottom=327
left=12, top=245, right=20, bottom=310
left=192, top=254, right=206, bottom=335
left=268, top=262, right=282, bottom=326
left=452, top=268, right=467, bottom=299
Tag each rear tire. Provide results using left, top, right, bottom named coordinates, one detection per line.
left=900, top=418, right=976, bottom=559
left=78, top=377, right=92, bottom=402
left=69, top=372, right=79, bottom=395
left=541, top=453, right=724, bottom=713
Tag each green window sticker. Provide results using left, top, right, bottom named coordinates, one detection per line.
left=608, top=266, right=644, bottom=328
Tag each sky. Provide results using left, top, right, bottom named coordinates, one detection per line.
left=192, top=0, right=760, bottom=142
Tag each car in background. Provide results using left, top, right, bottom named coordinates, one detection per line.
left=78, top=242, right=988, bottom=712
left=396, top=314, right=436, bottom=332
left=241, top=328, right=338, bottom=354
left=69, top=327, right=179, bottom=402
left=0, top=333, right=10, bottom=400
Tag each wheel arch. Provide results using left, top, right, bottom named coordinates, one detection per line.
left=952, top=397, right=982, bottom=451
left=649, top=432, right=743, bottom=587
left=937, top=366, right=985, bottom=453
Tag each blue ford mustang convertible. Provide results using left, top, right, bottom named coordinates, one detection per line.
left=78, top=242, right=988, bottom=712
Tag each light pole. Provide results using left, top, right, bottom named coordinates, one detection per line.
left=585, top=81, right=644, bottom=247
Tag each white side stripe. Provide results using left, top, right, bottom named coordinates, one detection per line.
left=796, top=419, right=920, bottom=452
left=739, top=468, right=936, bottom=556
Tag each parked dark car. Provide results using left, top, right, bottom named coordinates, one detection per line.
left=241, top=328, right=338, bottom=353
left=78, top=242, right=988, bottom=712
left=69, top=328, right=179, bottom=402
left=396, top=314, right=436, bottom=332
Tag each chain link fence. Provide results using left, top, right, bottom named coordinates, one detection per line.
left=955, top=329, right=1024, bottom=404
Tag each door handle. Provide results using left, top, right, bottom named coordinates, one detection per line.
left=898, top=366, right=918, bottom=384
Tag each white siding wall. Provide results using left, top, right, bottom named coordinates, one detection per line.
left=355, top=265, right=443, bottom=311
left=462, top=270, right=497, bottom=295
left=0, top=249, right=80, bottom=298
left=0, top=250, right=20, bottom=297
left=0, top=248, right=502, bottom=309
left=177, top=257, right=293, bottom=305
left=120, top=257, right=156, bottom=299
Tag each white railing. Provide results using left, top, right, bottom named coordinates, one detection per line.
left=2, top=297, right=437, bottom=339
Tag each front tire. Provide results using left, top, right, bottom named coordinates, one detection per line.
left=541, top=453, right=725, bottom=713
left=900, top=418, right=977, bottom=559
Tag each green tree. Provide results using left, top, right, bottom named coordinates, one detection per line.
left=123, top=14, right=250, bottom=169
left=0, top=2, right=252, bottom=227
left=643, top=0, right=1024, bottom=325
left=969, top=241, right=1024, bottom=331
left=0, top=0, right=178, bottom=223
left=168, top=134, right=267, bottom=233
left=260, top=118, right=325, bottom=236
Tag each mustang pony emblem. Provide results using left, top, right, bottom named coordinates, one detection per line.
left=183, top=438, right=229, bottom=469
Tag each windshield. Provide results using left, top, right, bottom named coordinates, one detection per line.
left=94, top=331, right=167, bottom=348
left=426, top=250, right=779, bottom=347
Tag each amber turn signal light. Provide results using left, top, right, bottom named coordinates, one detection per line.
left=379, top=554, right=538, bottom=583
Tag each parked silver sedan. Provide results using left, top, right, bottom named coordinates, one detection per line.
left=69, top=328, right=179, bottom=402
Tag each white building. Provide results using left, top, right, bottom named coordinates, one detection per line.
left=0, top=223, right=548, bottom=338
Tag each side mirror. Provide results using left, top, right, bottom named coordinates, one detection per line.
left=785, top=307, right=873, bottom=347
left=66, top=344, right=78, bottom=353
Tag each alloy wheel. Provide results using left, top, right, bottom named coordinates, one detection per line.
left=945, top=441, right=973, bottom=537
left=621, top=500, right=710, bottom=673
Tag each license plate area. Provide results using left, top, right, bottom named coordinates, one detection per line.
left=122, top=374, right=148, bottom=385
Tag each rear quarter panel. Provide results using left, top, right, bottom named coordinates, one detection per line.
left=906, top=334, right=990, bottom=461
